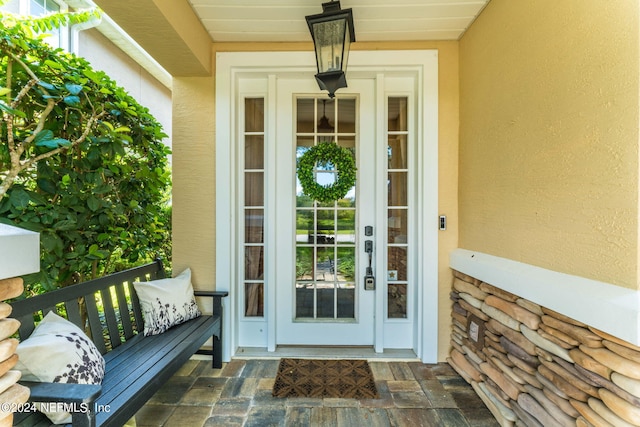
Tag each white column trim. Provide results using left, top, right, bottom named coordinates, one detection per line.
left=0, top=224, right=40, bottom=279
left=450, top=248, right=640, bottom=346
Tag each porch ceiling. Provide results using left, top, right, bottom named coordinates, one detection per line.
left=189, top=0, right=491, bottom=42
left=92, top=0, right=489, bottom=77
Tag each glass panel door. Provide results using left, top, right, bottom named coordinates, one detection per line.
left=275, top=77, right=375, bottom=346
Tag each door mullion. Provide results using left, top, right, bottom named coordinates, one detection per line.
left=266, top=75, right=277, bottom=351
left=374, top=73, right=386, bottom=353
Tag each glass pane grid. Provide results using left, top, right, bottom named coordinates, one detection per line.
left=386, top=97, right=409, bottom=319
left=243, top=98, right=265, bottom=318
left=295, top=97, right=357, bottom=321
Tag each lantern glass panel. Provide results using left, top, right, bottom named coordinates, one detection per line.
left=312, top=19, right=347, bottom=73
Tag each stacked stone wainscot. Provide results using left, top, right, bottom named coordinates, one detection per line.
left=448, top=270, right=640, bottom=427
left=0, top=277, right=29, bottom=427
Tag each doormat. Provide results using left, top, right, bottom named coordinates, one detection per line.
left=272, top=358, right=379, bottom=399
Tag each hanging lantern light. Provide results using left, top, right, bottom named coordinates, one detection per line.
left=305, top=1, right=356, bottom=98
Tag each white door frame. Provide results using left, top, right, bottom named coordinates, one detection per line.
left=215, top=50, right=439, bottom=363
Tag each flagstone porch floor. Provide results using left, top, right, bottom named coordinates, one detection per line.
left=134, top=358, right=499, bottom=427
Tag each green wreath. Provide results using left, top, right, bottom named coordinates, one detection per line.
left=297, top=142, right=356, bottom=203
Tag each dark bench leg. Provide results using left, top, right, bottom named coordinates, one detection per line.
left=212, top=296, right=224, bottom=369
left=213, top=334, right=222, bottom=369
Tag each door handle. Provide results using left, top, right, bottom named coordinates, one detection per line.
left=364, top=234, right=375, bottom=290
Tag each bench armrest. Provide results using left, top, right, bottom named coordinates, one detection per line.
left=194, top=290, right=228, bottom=316
left=193, top=290, right=228, bottom=369
left=20, top=381, right=102, bottom=404
left=193, top=291, right=229, bottom=298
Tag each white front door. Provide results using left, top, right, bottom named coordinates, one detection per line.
left=274, top=78, right=376, bottom=345
left=216, top=50, right=439, bottom=361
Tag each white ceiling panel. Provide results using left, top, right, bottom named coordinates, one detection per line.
left=188, top=0, right=490, bottom=42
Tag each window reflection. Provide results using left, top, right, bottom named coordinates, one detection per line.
left=244, top=98, right=265, bottom=318
left=386, top=97, right=409, bottom=319
left=295, top=96, right=357, bottom=320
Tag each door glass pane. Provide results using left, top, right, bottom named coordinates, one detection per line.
left=243, top=98, right=265, bottom=317
left=245, top=284, right=264, bottom=317
left=336, top=247, right=355, bottom=282
left=337, top=136, right=356, bottom=208
left=296, top=139, right=314, bottom=208
left=388, top=284, right=407, bottom=319
left=297, top=99, right=314, bottom=133
left=317, top=99, right=335, bottom=133
left=388, top=209, right=407, bottom=244
left=296, top=247, right=313, bottom=281
left=315, top=247, right=335, bottom=281
left=245, top=136, right=264, bottom=169
left=245, top=209, right=264, bottom=243
left=245, top=247, right=264, bottom=280
left=296, top=210, right=313, bottom=243
left=245, top=172, right=264, bottom=206
left=339, top=135, right=356, bottom=149
left=296, top=283, right=313, bottom=318
left=317, top=285, right=335, bottom=318
left=245, top=98, right=264, bottom=132
left=337, top=99, right=356, bottom=133
left=388, top=172, right=407, bottom=207
left=315, top=210, right=335, bottom=244
left=295, top=96, right=356, bottom=321
left=386, top=97, right=409, bottom=319
left=337, top=209, right=356, bottom=244
left=388, top=135, right=407, bottom=169
left=337, top=286, right=355, bottom=318
left=388, top=97, right=408, bottom=132
left=388, top=247, right=407, bottom=281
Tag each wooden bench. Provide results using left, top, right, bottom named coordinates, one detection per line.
left=10, top=259, right=227, bottom=427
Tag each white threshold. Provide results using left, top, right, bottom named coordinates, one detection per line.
left=233, top=347, right=419, bottom=361
left=450, top=248, right=640, bottom=346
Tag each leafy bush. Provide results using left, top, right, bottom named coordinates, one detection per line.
left=0, top=8, right=172, bottom=292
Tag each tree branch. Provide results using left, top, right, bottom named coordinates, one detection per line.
left=24, top=110, right=104, bottom=166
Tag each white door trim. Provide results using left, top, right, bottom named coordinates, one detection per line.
left=216, top=50, right=439, bottom=363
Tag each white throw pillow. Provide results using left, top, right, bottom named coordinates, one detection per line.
left=15, top=311, right=105, bottom=424
left=133, top=268, right=201, bottom=336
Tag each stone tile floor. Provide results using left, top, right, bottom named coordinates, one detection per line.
left=135, top=359, right=499, bottom=427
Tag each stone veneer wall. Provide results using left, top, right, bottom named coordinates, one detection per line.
left=448, top=270, right=640, bottom=427
left=0, top=276, right=29, bottom=426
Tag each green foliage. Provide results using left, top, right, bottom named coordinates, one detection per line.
left=297, top=142, right=356, bottom=203
left=0, top=8, right=172, bottom=292
left=336, top=254, right=355, bottom=280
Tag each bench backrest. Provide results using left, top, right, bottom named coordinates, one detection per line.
left=11, top=259, right=165, bottom=354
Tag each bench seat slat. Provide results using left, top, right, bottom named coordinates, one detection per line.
left=98, top=317, right=213, bottom=397
left=22, top=382, right=102, bottom=403
left=96, top=318, right=215, bottom=427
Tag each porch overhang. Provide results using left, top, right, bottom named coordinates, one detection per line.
left=92, top=0, right=212, bottom=76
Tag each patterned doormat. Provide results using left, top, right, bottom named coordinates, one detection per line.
left=272, top=358, right=379, bottom=399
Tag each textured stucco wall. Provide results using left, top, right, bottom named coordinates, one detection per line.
left=459, top=0, right=640, bottom=289
left=171, top=76, right=216, bottom=289
left=78, top=30, right=172, bottom=150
